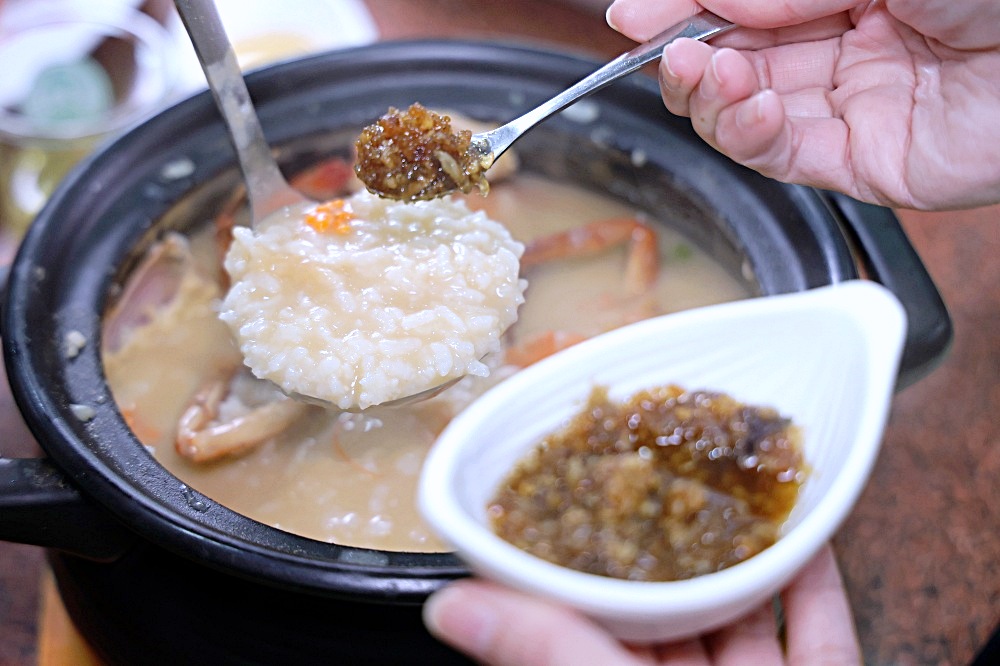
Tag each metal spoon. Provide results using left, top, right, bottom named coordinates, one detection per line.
left=471, top=11, right=735, bottom=164
left=356, top=11, right=735, bottom=201
left=173, top=0, right=464, bottom=410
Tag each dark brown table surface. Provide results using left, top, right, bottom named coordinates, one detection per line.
left=1, top=1, right=997, bottom=664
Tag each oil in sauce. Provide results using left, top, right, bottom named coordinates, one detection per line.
left=489, top=385, right=806, bottom=581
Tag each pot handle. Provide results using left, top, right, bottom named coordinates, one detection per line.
left=0, top=456, right=135, bottom=561
left=819, top=191, right=953, bottom=389
left=1, top=262, right=134, bottom=560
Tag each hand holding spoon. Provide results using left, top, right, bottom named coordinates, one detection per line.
left=355, top=11, right=735, bottom=202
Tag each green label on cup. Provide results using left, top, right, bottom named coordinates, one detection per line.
left=22, top=58, right=114, bottom=128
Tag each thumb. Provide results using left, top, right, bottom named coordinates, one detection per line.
left=423, top=579, right=641, bottom=666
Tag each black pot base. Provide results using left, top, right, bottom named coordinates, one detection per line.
left=49, top=546, right=471, bottom=665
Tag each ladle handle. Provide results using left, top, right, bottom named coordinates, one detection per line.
left=173, top=0, right=293, bottom=216
left=483, top=11, right=735, bottom=158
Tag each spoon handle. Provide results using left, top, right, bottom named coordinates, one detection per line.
left=481, top=11, right=735, bottom=158
left=174, top=0, right=299, bottom=219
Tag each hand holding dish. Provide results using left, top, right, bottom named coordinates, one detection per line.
left=419, top=280, right=906, bottom=643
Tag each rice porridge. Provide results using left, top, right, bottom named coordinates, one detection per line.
left=221, top=191, right=525, bottom=410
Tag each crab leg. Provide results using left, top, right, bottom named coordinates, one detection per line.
left=521, top=216, right=660, bottom=297
left=176, top=374, right=310, bottom=463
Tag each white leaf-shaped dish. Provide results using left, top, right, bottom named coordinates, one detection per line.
left=418, top=280, right=906, bottom=643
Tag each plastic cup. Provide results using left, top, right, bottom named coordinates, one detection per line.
left=0, top=1, right=176, bottom=236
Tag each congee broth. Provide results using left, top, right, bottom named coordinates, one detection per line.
left=103, top=159, right=750, bottom=553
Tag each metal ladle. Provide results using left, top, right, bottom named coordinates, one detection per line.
left=173, top=0, right=462, bottom=410
left=174, top=0, right=307, bottom=229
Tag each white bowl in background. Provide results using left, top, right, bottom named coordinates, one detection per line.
left=418, top=279, right=906, bottom=643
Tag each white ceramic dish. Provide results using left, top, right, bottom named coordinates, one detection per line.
left=418, top=279, right=907, bottom=643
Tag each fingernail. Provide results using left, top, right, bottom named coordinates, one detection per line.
left=423, top=585, right=499, bottom=656
left=661, top=42, right=680, bottom=89
left=701, top=50, right=724, bottom=99
left=736, top=91, right=765, bottom=130
left=606, top=2, right=622, bottom=32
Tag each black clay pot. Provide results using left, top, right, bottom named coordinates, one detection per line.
left=0, top=40, right=951, bottom=665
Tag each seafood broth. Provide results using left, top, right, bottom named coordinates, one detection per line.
left=103, top=172, right=750, bottom=553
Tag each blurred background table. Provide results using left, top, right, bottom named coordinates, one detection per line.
left=1, top=1, right=997, bottom=664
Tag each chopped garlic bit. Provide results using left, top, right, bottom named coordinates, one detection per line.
left=70, top=403, right=96, bottom=422
left=64, top=330, right=87, bottom=359
left=161, top=157, right=196, bottom=181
